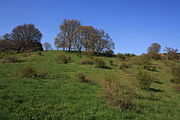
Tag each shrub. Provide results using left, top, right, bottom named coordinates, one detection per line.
left=21, top=66, right=37, bottom=78
left=37, top=51, right=42, bottom=56
left=80, top=58, right=93, bottom=65
left=1, top=55, right=19, bottom=63
left=55, top=54, right=71, bottom=64
left=136, top=69, right=153, bottom=90
left=102, top=50, right=114, bottom=57
left=117, top=53, right=126, bottom=61
left=138, top=54, right=152, bottom=70
left=119, top=62, right=130, bottom=69
left=109, top=60, right=114, bottom=66
left=101, top=78, right=136, bottom=109
left=75, top=73, right=92, bottom=83
left=83, top=51, right=94, bottom=57
left=170, top=65, right=180, bottom=83
left=148, top=51, right=161, bottom=60
left=94, top=58, right=105, bottom=68
left=21, top=66, right=49, bottom=79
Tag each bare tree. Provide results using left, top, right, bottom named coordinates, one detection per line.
left=43, top=42, right=52, bottom=50
left=11, top=24, right=42, bottom=52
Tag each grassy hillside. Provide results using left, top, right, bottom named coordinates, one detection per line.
left=0, top=51, right=179, bottom=120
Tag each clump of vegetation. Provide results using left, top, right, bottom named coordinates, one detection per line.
left=138, top=54, right=153, bottom=70
left=21, top=66, right=49, bottom=79
left=55, top=54, right=71, bottom=64
left=101, top=78, right=136, bottom=110
left=80, top=58, right=93, bottom=65
left=94, top=58, right=105, bottom=68
left=109, top=60, right=114, bottom=66
left=170, top=65, right=180, bottom=83
left=1, top=55, right=19, bottom=63
left=119, top=62, right=131, bottom=69
left=37, top=51, right=42, bottom=56
left=75, top=73, right=92, bottom=83
left=83, top=51, right=95, bottom=57
left=136, top=69, right=154, bottom=90
left=117, top=53, right=126, bottom=61
left=172, top=85, right=180, bottom=92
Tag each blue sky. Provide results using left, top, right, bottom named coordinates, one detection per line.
left=0, top=0, right=180, bottom=54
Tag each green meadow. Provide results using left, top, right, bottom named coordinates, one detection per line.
left=0, top=51, right=179, bottom=120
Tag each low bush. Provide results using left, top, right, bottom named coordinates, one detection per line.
left=21, top=66, right=49, bottom=79
left=55, top=54, right=71, bottom=64
left=37, top=51, right=42, bottom=56
left=94, top=58, right=105, bottom=68
left=148, top=52, right=161, bottom=60
left=101, top=78, right=136, bottom=110
left=136, top=69, right=153, bottom=90
left=119, top=62, right=130, bottom=69
left=80, top=58, right=94, bottom=65
left=1, top=55, right=19, bottom=63
left=75, top=73, right=92, bottom=83
left=21, top=66, right=37, bottom=78
left=170, top=65, right=180, bottom=83
left=109, top=60, right=114, bottom=66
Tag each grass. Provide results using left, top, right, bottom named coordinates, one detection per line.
left=0, top=50, right=180, bottom=120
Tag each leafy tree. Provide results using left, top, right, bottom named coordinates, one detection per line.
left=43, top=42, right=52, bottom=50
left=147, top=43, right=161, bottom=53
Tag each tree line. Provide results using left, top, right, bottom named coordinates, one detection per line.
left=55, top=19, right=115, bottom=53
left=0, top=19, right=115, bottom=54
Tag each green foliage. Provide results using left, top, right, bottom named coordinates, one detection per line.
left=55, top=53, right=71, bottom=64
left=94, top=58, right=105, bottom=68
left=148, top=51, right=161, bottom=60
left=80, top=58, right=93, bottom=65
left=170, top=65, right=180, bottom=83
left=37, top=51, right=42, bottom=56
left=136, top=69, right=153, bottom=90
left=101, top=78, right=136, bottom=109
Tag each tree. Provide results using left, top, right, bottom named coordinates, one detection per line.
left=0, top=33, right=14, bottom=52
left=11, top=24, right=42, bottom=52
left=59, top=19, right=81, bottom=51
left=147, top=43, right=161, bottom=53
left=43, top=42, right=52, bottom=50
left=164, top=47, right=179, bottom=60
left=55, top=32, right=68, bottom=50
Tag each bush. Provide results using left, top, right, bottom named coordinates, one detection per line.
left=117, top=54, right=126, bottom=61
left=55, top=54, right=71, bottom=64
left=138, top=54, right=152, bottom=70
left=1, top=55, right=19, bottom=63
left=101, top=78, right=136, bottom=109
left=109, top=60, right=114, bottom=66
left=80, top=58, right=93, bottom=65
left=21, top=66, right=37, bottom=78
left=75, top=73, right=92, bottom=83
left=102, top=50, right=114, bottom=57
left=21, top=66, right=49, bottom=79
left=83, top=51, right=94, bottom=57
left=37, top=51, right=42, bottom=56
left=170, top=65, right=180, bottom=83
left=119, top=62, right=130, bottom=69
left=94, top=58, right=105, bottom=68
left=136, top=69, right=153, bottom=90
left=148, top=52, right=161, bottom=60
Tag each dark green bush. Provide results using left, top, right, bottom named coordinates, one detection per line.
left=55, top=54, right=71, bottom=64
left=136, top=69, right=153, bottom=90
left=80, top=58, right=94, bottom=65
left=94, top=58, right=105, bottom=68
left=101, top=78, right=136, bottom=109
left=37, top=51, right=42, bottom=56
left=119, top=62, right=130, bottom=69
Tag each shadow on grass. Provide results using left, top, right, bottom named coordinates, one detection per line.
left=148, top=88, right=163, bottom=92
